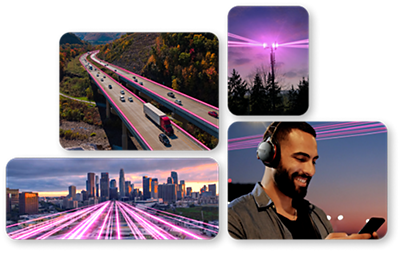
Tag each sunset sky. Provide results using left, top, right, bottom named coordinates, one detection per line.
left=228, top=6, right=309, bottom=89
left=6, top=158, right=219, bottom=197
left=228, top=122, right=387, bottom=237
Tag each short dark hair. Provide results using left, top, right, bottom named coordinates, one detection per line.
left=263, top=122, right=316, bottom=145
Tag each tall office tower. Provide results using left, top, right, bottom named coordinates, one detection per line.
left=110, top=187, right=118, bottom=200
left=177, top=180, right=185, bottom=200
left=100, top=172, right=110, bottom=202
left=200, top=185, right=207, bottom=194
left=167, top=177, right=173, bottom=184
left=119, top=169, right=125, bottom=200
left=143, top=176, right=152, bottom=200
left=151, top=178, right=158, bottom=199
left=87, top=172, right=95, bottom=198
left=110, top=179, right=117, bottom=188
left=81, top=190, right=89, bottom=201
left=186, top=187, right=192, bottom=197
left=68, top=185, right=76, bottom=199
left=6, top=188, right=19, bottom=207
left=95, top=175, right=99, bottom=198
left=171, top=171, right=178, bottom=185
left=19, top=192, right=39, bottom=214
left=125, top=181, right=132, bottom=199
left=208, top=184, right=217, bottom=196
left=158, top=183, right=177, bottom=204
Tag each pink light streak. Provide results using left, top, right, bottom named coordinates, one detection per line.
left=81, top=55, right=154, bottom=150
left=91, top=52, right=219, bottom=111
left=97, top=202, right=114, bottom=240
left=228, top=33, right=260, bottom=44
left=115, top=202, right=121, bottom=240
left=228, top=122, right=386, bottom=151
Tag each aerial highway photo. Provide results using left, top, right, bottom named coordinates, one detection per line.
left=59, top=33, right=218, bottom=150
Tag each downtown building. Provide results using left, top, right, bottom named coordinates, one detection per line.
left=119, top=169, right=125, bottom=200
left=87, top=172, right=95, bottom=198
left=100, top=172, right=110, bottom=202
left=19, top=192, right=39, bottom=215
left=143, top=176, right=152, bottom=200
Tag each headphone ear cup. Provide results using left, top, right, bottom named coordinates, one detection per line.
left=257, top=139, right=275, bottom=166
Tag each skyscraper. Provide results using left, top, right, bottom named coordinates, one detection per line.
left=171, top=171, right=178, bottom=185
left=68, top=185, right=76, bottom=199
left=95, top=175, right=99, bottom=198
left=110, top=179, right=117, bottom=188
left=186, top=187, right=192, bottom=197
left=208, top=184, right=217, bottom=196
left=178, top=180, right=185, bottom=200
left=100, top=173, right=110, bottom=202
left=19, top=192, right=39, bottom=214
left=151, top=178, right=158, bottom=199
left=167, top=177, right=173, bottom=184
left=87, top=172, right=95, bottom=198
left=143, top=176, right=152, bottom=200
left=125, top=181, right=132, bottom=199
left=119, top=169, right=125, bottom=200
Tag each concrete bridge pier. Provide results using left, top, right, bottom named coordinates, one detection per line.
left=122, top=123, right=128, bottom=150
left=106, top=100, right=110, bottom=118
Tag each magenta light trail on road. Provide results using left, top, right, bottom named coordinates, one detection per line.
left=97, top=202, right=114, bottom=240
left=120, top=203, right=173, bottom=239
left=10, top=203, right=102, bottom=239
left=228, top=122, right=386, bottom=151
left=62, top=202, right=109, bottom=239
left=127, top=204, right=204, bottom=239
left=117, top=203, right=142, bottom=239
left=115, top=202, right=121, bottom=240
left=142, top=205, right=219, bottom=229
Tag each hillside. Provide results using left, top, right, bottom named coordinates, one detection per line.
left=60, top=33, right=84, bottom=45
left=96, top=33, right=159, bottom=74
left=96, top=33, right=219, bottom=107
left=75, top=33, right=125, bottom=45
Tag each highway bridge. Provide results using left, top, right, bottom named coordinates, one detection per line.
left=89, top=51, right=219, bottom=138
left=79, top=53, right=209, bottom=150
left=7, top=201, right=218, bottom=240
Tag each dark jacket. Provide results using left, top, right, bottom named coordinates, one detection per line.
left=228, top=183, right=333, bottom=239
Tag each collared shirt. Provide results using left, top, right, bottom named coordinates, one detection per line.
left=228, top=183, right=333, bottom=239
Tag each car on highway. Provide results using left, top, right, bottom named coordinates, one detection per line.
left=158, top=133, right=170, bottom=146
left=208, top=111, right=218, bottom=118
left=108, top=85, right=112, bottom=89
left=167, top=92, right=175, bottom=98
left=97, top=74, right=99, bottom=77
left=103, top=76, right=106, bottom=79
left=101, top=79, right=104, bottom=82
left=128, top=97, right=133, bottom=102
left=114, top=69, right=117, bottom=72
left=120, top=96, right=125, bottom=102
left=120, top=90, right=125, bottom=95
left=174, top=99, right=182, bottom=105
left=139, top=82, right=143, bottom=85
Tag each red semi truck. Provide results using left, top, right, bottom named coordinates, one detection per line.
left=143, top=103, right=174, bottom=136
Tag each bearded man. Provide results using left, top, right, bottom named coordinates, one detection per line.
left=228, top=122, right=378, bottom=239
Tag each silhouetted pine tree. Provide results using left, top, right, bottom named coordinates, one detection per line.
left=228, top=69, right=249, bottom=115
left=249, top=73, right=268, bottom=115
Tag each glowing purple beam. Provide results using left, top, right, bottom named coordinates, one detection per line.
left=228, top=33, right=260, bottom=44
left=317, top=123, right=385, bottom=135
left=126, top=204, right=204, bottom=239
left=279, top=44, right=309, bottom=49
left=317, top=131, right=387, bottom=141
left=279, top=39, right=309, bottom=47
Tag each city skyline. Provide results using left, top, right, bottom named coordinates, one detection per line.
left=6, top=158, right=218, bottom=198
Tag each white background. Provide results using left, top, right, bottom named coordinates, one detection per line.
left=1, top=0, right=398, bottom=251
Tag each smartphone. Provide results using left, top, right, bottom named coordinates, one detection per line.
left=358, top=217, right=385, bottom=234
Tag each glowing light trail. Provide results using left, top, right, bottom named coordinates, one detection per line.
left=228, top=122, right=386, bottom=151
left=97, top=202, right=114, bottom=240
